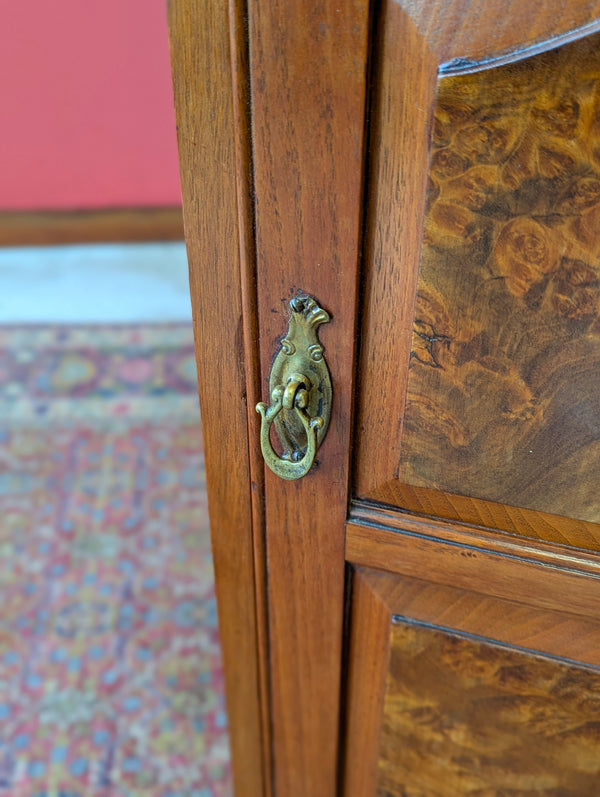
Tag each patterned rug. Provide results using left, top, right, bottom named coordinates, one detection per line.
left=0, top=325, right=232, bottom=796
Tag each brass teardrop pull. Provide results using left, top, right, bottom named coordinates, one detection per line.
left=256, top=295, right=332, bottom=480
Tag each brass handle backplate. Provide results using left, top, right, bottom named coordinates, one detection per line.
left=256, top=295, right=332, bottom=480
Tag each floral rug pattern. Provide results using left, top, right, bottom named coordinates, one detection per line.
left=0, top=325, right=232, bottom=796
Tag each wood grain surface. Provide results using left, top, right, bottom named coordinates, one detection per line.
left=379, top=619, right=600, bottom=795
left=168, top=2, right=265, bottom=794
left=350, top=499, right=600, bottom=573
left=354, top=0, right=438, bottom=505
left=370, top=482, right=600, bottom=550
left=346, top=517, right=600, bottom=622
left=342, top=567, right=394, bottom=797
left=169, top=1, right=600, bottom=793
left=248, top=2, right=369, bottom=794
left=398, top=0, right=600, bottom=69
left=400, top=32, right=600, bottom=526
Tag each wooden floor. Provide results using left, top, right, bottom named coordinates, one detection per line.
left=0, top=207, right=184, bottom=246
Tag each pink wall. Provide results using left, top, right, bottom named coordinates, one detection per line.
left=0, top=1, right=181, bottom=210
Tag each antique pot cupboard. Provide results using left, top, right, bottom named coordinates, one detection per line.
left=169, top=2, right=600, bottom=794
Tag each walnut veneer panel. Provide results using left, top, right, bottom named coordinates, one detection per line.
left=356, top=7, right=600, bottom=550
left=344, top=565, right=600, bottom=795
left=378, top=619, right=600, bottom=796
left=396, top=33, right=600, bottom=530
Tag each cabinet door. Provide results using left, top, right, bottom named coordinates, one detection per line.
left=170, top=1, right=600, bottom=795
left=348, top=2, right=600, bottom=794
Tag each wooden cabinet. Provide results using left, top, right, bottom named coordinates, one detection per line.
left=169, top=2, right=600, bottom=794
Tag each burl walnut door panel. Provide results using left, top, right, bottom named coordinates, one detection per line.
left=344, top=566, right=600, bottom=796
left=378, top=621, right=600, bottom=795
left=356, top=3, right=600, bottom=550
left=401, top=33, right=600, bottom=523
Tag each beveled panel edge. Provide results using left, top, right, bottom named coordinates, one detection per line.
left=360, top=481, right=600, bottom=553
left=353, top=0, right=439, bottom=498
left=395, top=0, right=600, bottom=70
left=390, top=612, right=600, bottom=672
left=349, top=500, right=600, bottom=578
left=346, top=505, right=600, bottom=621
left=440, top=17, right=600, bottom=75
left=341, top=568, right=395, bottom=797
left=350, top=566, right=600, bottom=669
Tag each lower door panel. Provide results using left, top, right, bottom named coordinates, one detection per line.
left=343, top=561, right=600, bottom=796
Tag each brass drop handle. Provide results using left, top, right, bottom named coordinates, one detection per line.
left=256, top=374, right=324, bottom=480
left=256, top=295, right=332, bottom=481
